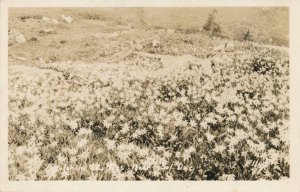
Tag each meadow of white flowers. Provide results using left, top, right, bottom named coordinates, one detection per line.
left=8, top=40, right=289, bottom=180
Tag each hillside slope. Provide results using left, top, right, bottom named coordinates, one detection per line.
left=9, top=7, right=288, bottom=43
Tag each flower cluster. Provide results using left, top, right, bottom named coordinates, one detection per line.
left=8, top=40, right=289, bottom=180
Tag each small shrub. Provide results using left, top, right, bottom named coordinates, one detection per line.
left=79, top=12, right=106, bottom=21
left=203, top=9, right=222, bottom=36
left=243, top=29, right=252, bottom=41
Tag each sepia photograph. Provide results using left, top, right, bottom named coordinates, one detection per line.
left=1, top=0, right=300, bottom=191
left=7, top=6, right=290, bottom=181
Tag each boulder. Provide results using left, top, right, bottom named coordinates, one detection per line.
left=9, top=29, right=26, bottom=44
left=15, top=32, right=26, bottom=44
left=61, top=15, right=73, bottom=24
left=40, top=17, right=59, bottom=24
left=41, top=16, right=51, bottom=23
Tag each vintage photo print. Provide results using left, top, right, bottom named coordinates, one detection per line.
left=1, top=0, right=300, bottom=192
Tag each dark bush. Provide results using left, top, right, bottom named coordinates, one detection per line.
left=251, top=57, right=275, bottom=75
left=203, top=9, right=222, bottom=36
